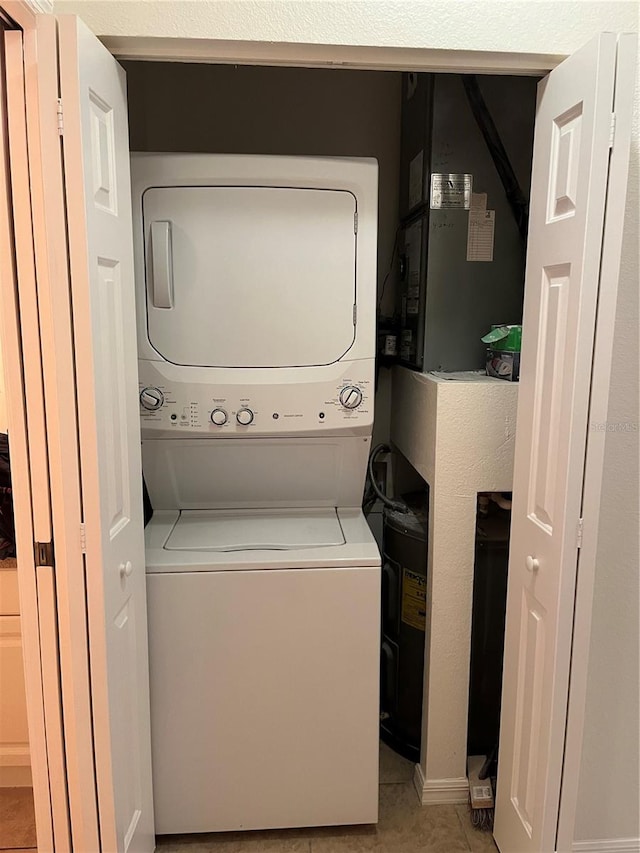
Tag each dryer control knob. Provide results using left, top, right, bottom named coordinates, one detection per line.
left=236, top=408, right=254, bottom=426
left=140, top=387, right=164, bottom=411
left=339, top=386, right=363, bottom=409
left=211, top=408, right=228, bottom=426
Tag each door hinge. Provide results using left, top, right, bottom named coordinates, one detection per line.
left=57, top=98, right=64, bottom=136
left=609, top=112, right=616, bottom=148
left=576, top=517, right=584, bottom=549
left=353, top=304, right=357, bottom=325
left=80, top=523, right=87, bottom=554
left=35, top=540, right=54, bottom=568
left=354, top=211, right=358, bottom=234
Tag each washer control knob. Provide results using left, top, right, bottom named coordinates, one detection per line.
left=339, top=386, right=363, bottom=409
left=140, top=387, right=164, bottom=411
left=236, top=408, right=254, bottom=426
left=210, top=408, right=228, bottom=426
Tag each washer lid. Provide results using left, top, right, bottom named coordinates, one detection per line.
left=164, top=508, right=346, bottom=552
left=142, top=185, right=357, bottom=368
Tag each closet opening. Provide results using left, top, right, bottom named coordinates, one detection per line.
left=122, top=56, right=538, bottom=839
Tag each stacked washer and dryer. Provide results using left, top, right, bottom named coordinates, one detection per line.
left=131, top=154, right=381, bottom=834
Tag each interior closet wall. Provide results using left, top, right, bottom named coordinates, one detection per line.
left=123, top=61, right=401, bottom=445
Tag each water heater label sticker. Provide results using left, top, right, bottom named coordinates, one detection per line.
left=430, top=173, right=472, bottom=209
left=471, top=192, right=487, bottom=211
left=467, top=209, right=495, bottom=262
left=401, top=569, right=426, bottom=631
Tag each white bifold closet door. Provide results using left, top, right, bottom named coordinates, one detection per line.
left=57, top=16, right=154, bottom=853
left=494, top=33, right=635, bottom=853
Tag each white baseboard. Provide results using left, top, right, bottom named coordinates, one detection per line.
left=413, top=763, right=469, bottom=805
left=0, top=743, right=31, bottom=787
left=572, top=839, right=640, bottom=852
left=0, top=764, right=32, bottom=787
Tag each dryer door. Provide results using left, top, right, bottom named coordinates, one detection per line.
left=142, top=186, right=357, bottom=368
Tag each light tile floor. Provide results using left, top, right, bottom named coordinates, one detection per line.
left=156, top=743, right=498, bottom=853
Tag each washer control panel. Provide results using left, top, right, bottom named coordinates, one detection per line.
left=138, top=365, right=373, bottom=436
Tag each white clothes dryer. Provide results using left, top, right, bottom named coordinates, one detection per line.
left=132, top=155, right=381, bottom=834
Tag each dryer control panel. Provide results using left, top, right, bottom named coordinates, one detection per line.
left=138, top=362, right=373, bottom=437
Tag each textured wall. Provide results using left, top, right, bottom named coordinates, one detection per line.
left=54, top=1, right=635, bottom=58
left=391, top=370, right=518, bottom=788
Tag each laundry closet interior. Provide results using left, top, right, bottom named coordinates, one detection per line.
left=119, top=54, right=539, bottom=830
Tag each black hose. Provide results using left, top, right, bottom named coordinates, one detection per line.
left=367, top=444, right=408, bottom=513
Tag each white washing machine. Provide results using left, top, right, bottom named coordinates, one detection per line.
left=132, top=154, right=381, bottom=834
